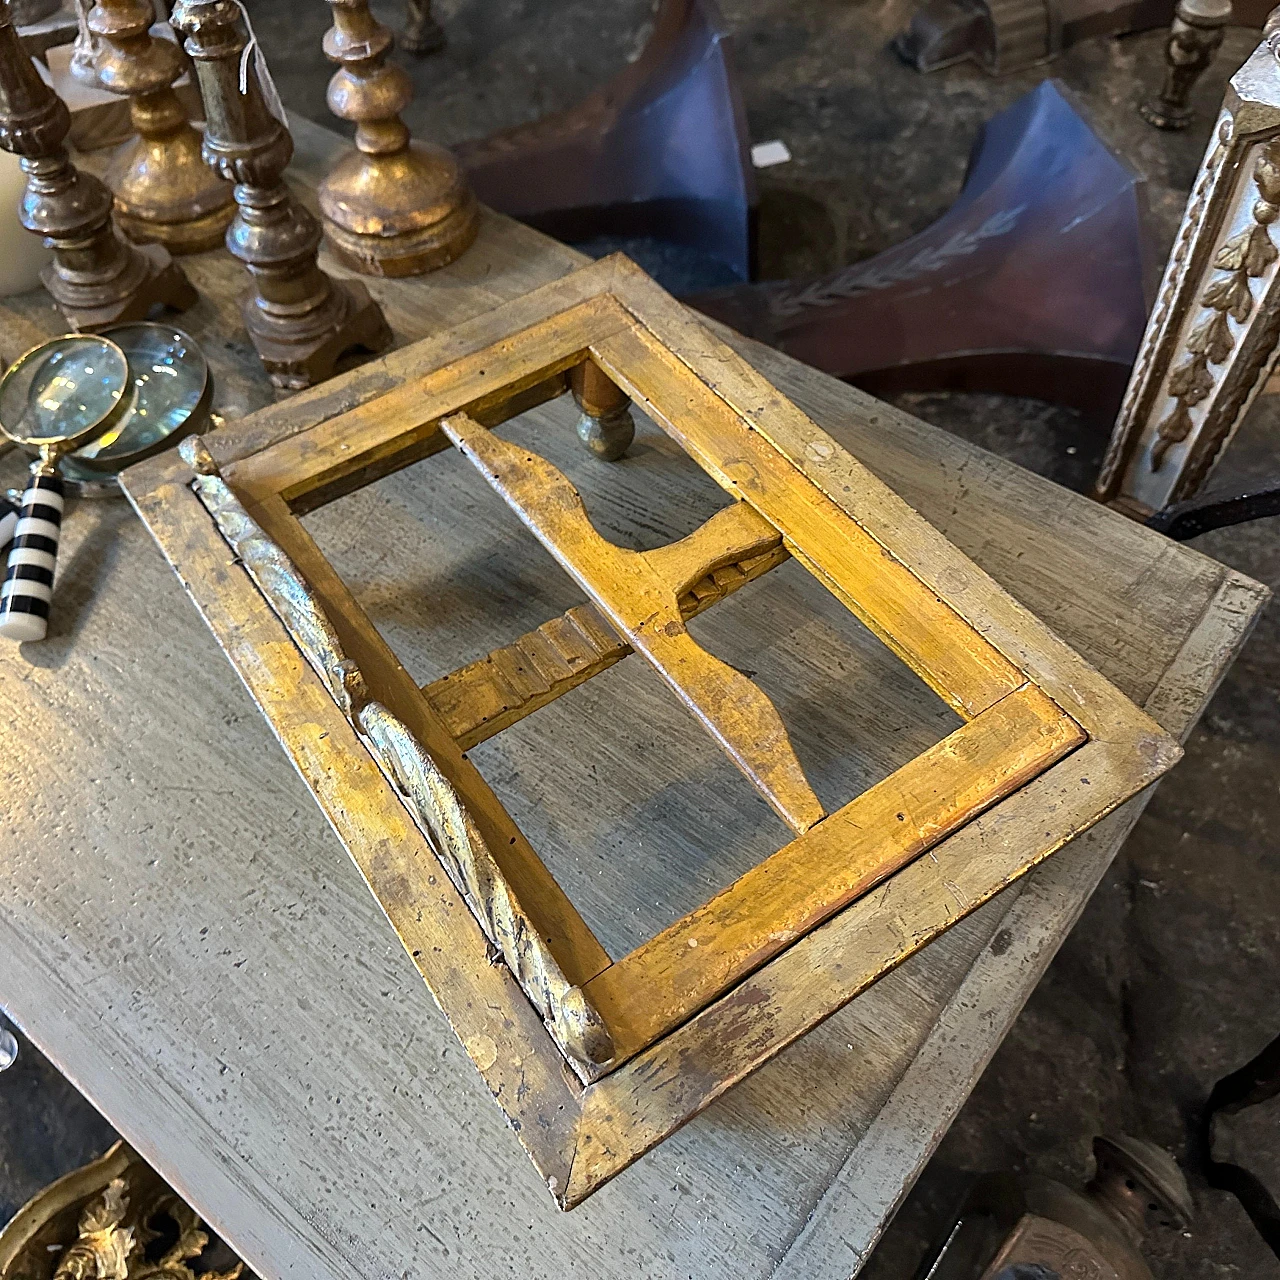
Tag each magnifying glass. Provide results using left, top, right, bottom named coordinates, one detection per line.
left=0, top=325, right=212, bottom=643
left=62, top=322, right=212, bottom=486
left=0, top=335, right=130, bottom=642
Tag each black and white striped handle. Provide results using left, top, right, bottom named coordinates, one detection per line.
left=0, top=467, right=63, bottom=643
left=0, top=493, right=17, bottom=563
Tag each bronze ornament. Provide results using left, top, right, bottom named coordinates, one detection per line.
left=88, top=0, right=235, bottom=252
left=0, top=1142, right=253, bottom=1280
left=318, top=0, right=477, bottom=277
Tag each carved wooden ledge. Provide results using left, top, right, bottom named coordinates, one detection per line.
left=1098, top=16, right=1280, bottom=516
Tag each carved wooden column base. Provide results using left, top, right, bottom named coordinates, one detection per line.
left=320, top=0, right=477, bottom=278
left=241, top=273, right=391, bottom=390
left=44, top=236, right=196, bottom=330
left=92, top=0, right=235, bottom=253
left=321, top=147, right=478, bottom=277
left=570, top=358, right=634, bottom=460
left=104, top=89, right=235, bottom=252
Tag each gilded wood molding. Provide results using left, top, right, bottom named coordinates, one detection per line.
left=127, top=255, right=1180, bottom=1206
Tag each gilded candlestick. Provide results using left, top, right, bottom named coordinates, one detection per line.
left=170, top=0, right=392, bottom=389
left=319, top=0, right=476, bottom=277
left=0, top=0, right=195, bottom=330
left=89, top=0, right=234, bottom=252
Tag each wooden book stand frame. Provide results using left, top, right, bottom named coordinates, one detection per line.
left=122, top=256, right=1180, bottom=1208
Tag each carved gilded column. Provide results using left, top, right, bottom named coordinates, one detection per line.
left=170, top=0, right=392, bottom=389
left=319, top=0, right=477, bottom=276
left=1099, top=14, right=1280, bottom=515
left=0, top=0, right=195, bottom=330
left=89, top=0, right=235, bottom=252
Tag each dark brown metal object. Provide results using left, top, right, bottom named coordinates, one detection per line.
left=455, top=0, right=756, bottom=282
left=895, top=0, right=1275, bottom=77
left=319, top=0, right=476, bottom=278
left=1205, top=1028, right=1280, bottom=1260
left=89, top=0, right=234, bottom=252
left=170, top=0, right=391, bottom=390
left=401, top=0, right=443, bottom=54
left=1140, top=0, right=1233, bottom=129
left=688, top=81, right=1151, bottom=420
left=0, top=0, right=195, bottom=331
left=1145, top=483, right=1280, bottom=537
left=917, top=1134, right=1193, bottom=1280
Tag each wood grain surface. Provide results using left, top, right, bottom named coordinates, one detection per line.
left=0, top=115, right=1267, bottom=1279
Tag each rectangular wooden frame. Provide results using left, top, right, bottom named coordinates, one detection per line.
left=122, top=256, right=1181, bottom=1208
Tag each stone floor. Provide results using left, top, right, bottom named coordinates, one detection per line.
left=4, top=0, right=1280, bottom=1276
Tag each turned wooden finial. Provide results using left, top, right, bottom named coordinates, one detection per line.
left=88, top=0, right=235, bottom=251
left=318, top=0, right=477, bottom=277
left=170, top=0, right=392, bottom=389
left=0, top=0, right=195, bottom=330
left=1140, top=0, right=1232, bottom=130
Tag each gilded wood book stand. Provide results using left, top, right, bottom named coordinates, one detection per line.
left=121, top=256, right=1180, bottom=1208
left=1099, top=15, right=1280, bottom=516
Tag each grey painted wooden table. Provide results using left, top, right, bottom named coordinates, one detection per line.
left=0, top=118, right=1267, bottom=1280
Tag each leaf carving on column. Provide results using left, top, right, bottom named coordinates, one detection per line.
left=1151, top=137, right=1280, bottom=472
left=1168, top=352, right=1215, bottom=403
left=1186, top=310, right=1233, bottom=363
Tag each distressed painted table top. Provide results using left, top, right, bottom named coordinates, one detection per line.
left=0, top=117, right=1267, bottom=1280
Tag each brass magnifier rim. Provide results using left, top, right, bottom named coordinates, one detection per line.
left=0, top=334, right=132, bottom=453
left=68, top=322, right=212, bottom=476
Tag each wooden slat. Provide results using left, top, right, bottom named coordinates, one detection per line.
left=423, top=537, right=788, bottom=751
left=240, top=489, right=612, bottom=989
left=582, top=684, right=1085, bottom=1062
left=442, top=412, right=824, bottom=834
left=223, top=294, right=631, bottom=507
left=590, top=322, right=1027, bottom=720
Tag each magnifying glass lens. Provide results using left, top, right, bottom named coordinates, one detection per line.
left=0, top=337, right=128, bottom=445
left=77, top=326, right=206, bottom=466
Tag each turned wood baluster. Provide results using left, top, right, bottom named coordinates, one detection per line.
left=170, top=0, right=392, bottom=389
left=318, top=0, right=476, bottom=277
left=402, top=0, right=444, bottom=54
left=1140, top=0, right=1233, bottom=131
left=569, top=359, right=635, bottom=461
left=0, top=0, right=195, bottom=330
left=89, top=0, right=234, bottom=252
